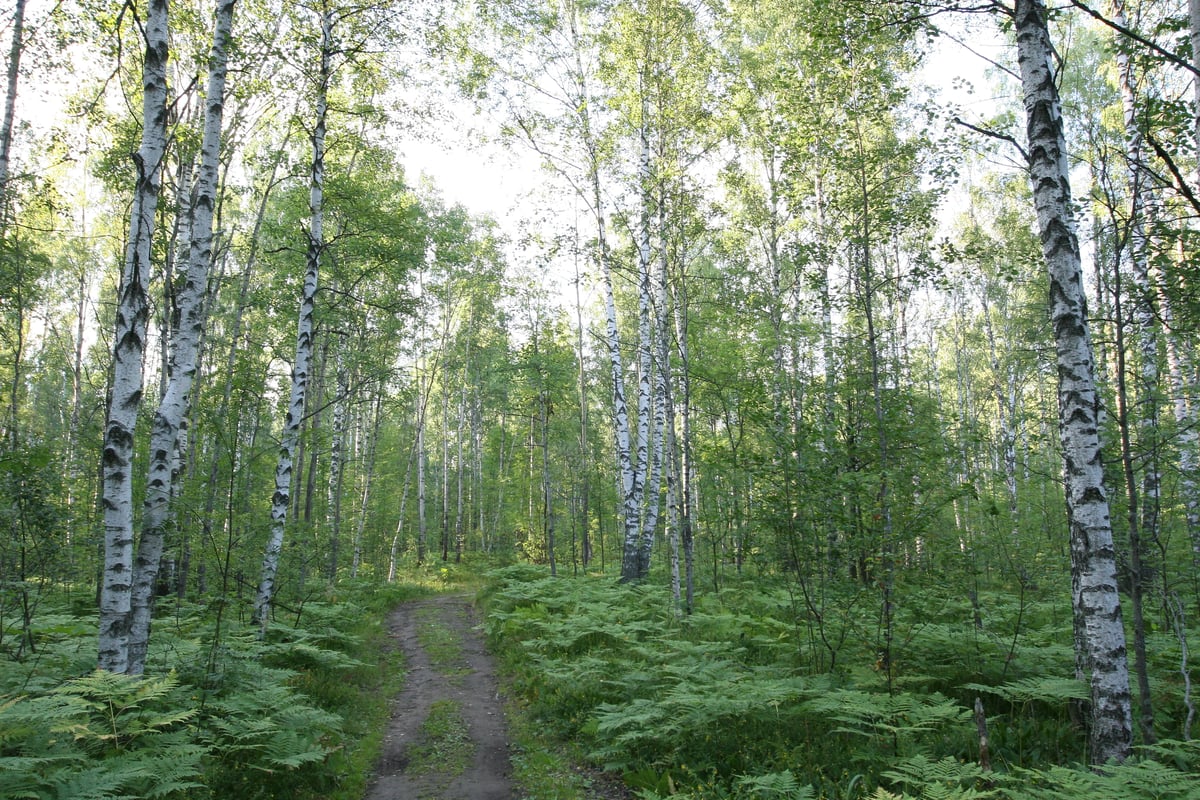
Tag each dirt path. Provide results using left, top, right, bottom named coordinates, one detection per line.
left=364, top=595, right=512, bottom=800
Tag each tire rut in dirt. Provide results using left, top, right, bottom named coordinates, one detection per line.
left=364, top=595, right=512, bottom=800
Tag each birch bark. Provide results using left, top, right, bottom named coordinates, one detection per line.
left=127, top=0, right=235, bottom=675
left=327, top=347, right=348, bottom=580
left=575, top=52, right=638, bottom=582
left=672, top=264, right=694, bottom=612
left=254, top=2, right=332, bottom=630
left=1014, top=0, right=1132, bottom=764
left=351, top=391, right=381, bottom=579
left=1191, top=0, right=1200, bottom=187
left=621, top=89, right=656, bottom=581
left=98, top=0, right=169, bottom=673
left=0, top=0, right=24, bottom=218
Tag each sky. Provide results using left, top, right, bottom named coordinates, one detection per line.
left=397, top=10, right=1013, bottom=229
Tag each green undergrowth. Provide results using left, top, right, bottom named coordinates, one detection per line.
left=414, top=605, right=470, bottom=679
left=407, top=698, right=473, bottom=790
left=503, top=681, right=610, bottom=800
left=0, top=579, right=431, bottom=799
left=480, top=565, right=1200, bottom=800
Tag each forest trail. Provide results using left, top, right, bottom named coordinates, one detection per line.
left=364, top=594, right=513, bottom=800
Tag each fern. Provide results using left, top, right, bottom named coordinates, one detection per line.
left=961, top=677, right=1089, bottom=706
left=734, top=770, right=816, bottom=798
left=0, top=671, right=205, bottom=799
left=49, top=671, right=197, bottom=752
left=802, top=690, right=971, bottom=750
left=201, top=682, right=341, bottom=772
left=1002, top=758, right=1200, bottom=800
left=882, top=755, right=996, bottom=799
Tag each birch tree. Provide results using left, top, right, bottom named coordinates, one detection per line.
left=98, top=0, right=169, bottom=674
left=1014, top=0, right=1132, bottom=764
left=255, top=0, right=333, bottom=629
left=126, top=0, right=236, bottom=675
left=0, top=0, right=25, bottom=223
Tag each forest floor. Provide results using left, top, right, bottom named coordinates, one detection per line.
left=361, top=594, right=632, bottom=800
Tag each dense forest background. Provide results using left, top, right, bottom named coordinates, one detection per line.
left=4, top=0, right=1200, bottom=797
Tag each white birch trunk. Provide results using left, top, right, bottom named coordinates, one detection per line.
left=640, top=178, right=672, bottom=578
left=1191, top=0, right=1200, bottom=188
left=352, top=392, right=382, bottom=579
left=0, top=0, right=24, bottom=217
left=441, top=357, right=451, bottom=561
left=655, top=193, right=680, bottom=611
left=574, top=249, right=592, bottom=567
left=255, top=4, right=331, bottom=630
left=388, top=423, right=419, bottom=581
left=541, top=389, right=556, bottom=575
left=125, top=0, right=234, bottom=676
left=417, top=391, right=428, bottom=564
left=98, top=0, right=169, bottom=674
left=981, top=292, right=1019, bottom=540
left=1015, top=0, right=1132, bottom=764
left=327, top=347, right=348, bottom=580
left=673, top=272, right=695, bottom=612
left=455, top=386, right=466, bottom=562
left=561, top=0, right=638, bottom=580
left=327, top=356, right=348, bottom=576
left=1152, top=88, right=1200, bottom=581
left=1162, top=309, right=1200, bottom=570
left=1177, top=0, right=1200, bottom=571
left=624, top=93, right=656, bottom=581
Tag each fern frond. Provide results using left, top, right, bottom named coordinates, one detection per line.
left=883, top=755, right=996, bottom=799
left=734, top=769, right=815, bottom=798
left=962, top=677, right=1088, bottom=705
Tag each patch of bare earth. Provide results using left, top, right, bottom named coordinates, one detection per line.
left=364, top=595, right=512, bottom=800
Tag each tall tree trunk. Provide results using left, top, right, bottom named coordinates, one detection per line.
left=352, top=391, right=382, bottom=579
left=441, top=357, right=451, bottom=563
left=388, top=408, right=419, bottom=581
left=574, top=246, right=591, bottom=567
left=626, top=87, right=657, bottom=582
left=566, top=3, right=635, bottom=580
left=1112, top=0, right=1159, bottom=743
left=327, top=346, right=348, bottom=580
left=0, top=0, right=25, bottom=218
left=1015, top=0, right=1133, bottom=764
left=1191, top=0, right=1200, bottom=188
left=852, top=116, right=895, bottom=692
left=254, top=1, right=331, bottom=631
left=98, top=0, right=169, bottom=673
left=657, top=190, right=680, bottom=611
left=541, top=390, right=556, bottom=575
left=127, top=0, right=235, bottom=675
left=455, top=386, right=466, bottom=563
left=673, top=263, right=694, bottom=613
left=980, top=292, right=1019, bottom=542
left=200, top=118, right=290, bottom=600
left=417, top=380, right=428, bottom=565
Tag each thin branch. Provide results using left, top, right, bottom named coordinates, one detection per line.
left=1067, top=0, right=1200, bottom=79
left=935, top=25, right=1021, bottom=81
left=954, top=116, right=1029, bottom=162
left=1145, top=131, right=1200, bottom=218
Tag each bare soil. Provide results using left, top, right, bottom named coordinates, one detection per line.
left=364, top=595, right=512, bottom=800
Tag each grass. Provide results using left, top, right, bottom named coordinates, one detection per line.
left=505, top=693, right=598, bottom=800
left=414, top=604, right=471, bottom=679
left=406, top=698, right=475, bottom=795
